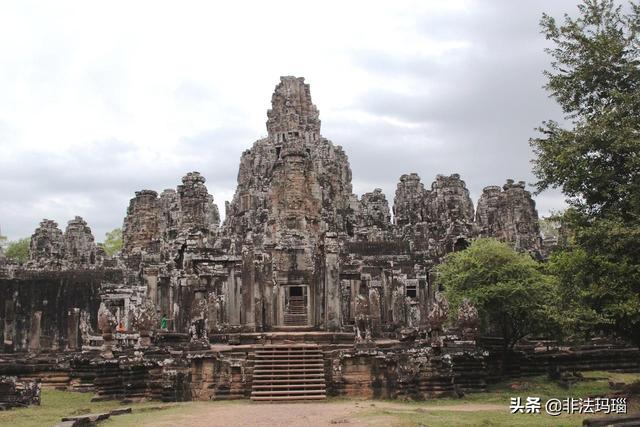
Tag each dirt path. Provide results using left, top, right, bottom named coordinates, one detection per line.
left=122, top=401, right=506, bottom=427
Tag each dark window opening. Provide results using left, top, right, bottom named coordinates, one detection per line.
left=275, top=146, right=281, bottom=158
left=406, top=285, right=417, bottom=298
left=289, top=286, right=303, bottom=297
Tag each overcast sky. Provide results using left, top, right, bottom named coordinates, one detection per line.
left=0, top=0, right=578, bottom=242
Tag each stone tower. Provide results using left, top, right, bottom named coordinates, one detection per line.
left=266, top=76, right=321, bottom=143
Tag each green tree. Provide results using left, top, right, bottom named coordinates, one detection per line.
left=547, top=218, right=640, bottom=346
left=5, top=238, right=30, bottom=263
left=532, top=0, right=640, bottom=219
left=532, top=0, right=640, bottom=348
left=102, top=228, right=123, bottom=256
left=437, top=239, right=558, bottom=367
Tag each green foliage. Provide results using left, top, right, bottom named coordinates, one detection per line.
left=532, top=1, right=640, bottom=348
left=5, top=238, right=30, bottom=263
left=539, top=216, right=561, bottom=239
left=547, top=217, right=640, bottom=346
left=531, top=0, right=640, bottom=220
left=102, top=228, right=123, bottom=256
left=437, top=239, right=558, bottom=348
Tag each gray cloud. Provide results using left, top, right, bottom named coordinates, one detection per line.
left=327, top=0, right=579, bottom=211
left=0, top=0, right=579, bottom=241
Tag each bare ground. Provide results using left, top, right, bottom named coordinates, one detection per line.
left=121, top=401, right=506, bottom=427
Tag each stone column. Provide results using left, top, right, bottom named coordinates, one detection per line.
left=241, top=247, right=255, bottom=329
left=3, top=298, right=15, bottom=352
left=324, top=233, right=341, bottom=331
left=67, top=308, right=80, bottom=350
left=28, top=311, right=42, bottom=353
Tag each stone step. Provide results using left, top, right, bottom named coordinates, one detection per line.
left=254, top=360, right=323, bottom=365
left=253, top=365, right=324, bottom=375
left=254, top=361, right=324, bottom=366
left=253, top=377, right=325, bottom=385
left=252, top=373, right=326, bottom=379
left=251, top=344, right=326, bottom=402
left=254, top=351, right=323, bottom=356
left=251, top=389, right=326, bottom=396
left=253, top=384, right=326, bottom=390
left=250, top=395, right=326, bottom=402
left=253, top=369, right=323, bottom=374
left=255, top=353, right=321, bottom=358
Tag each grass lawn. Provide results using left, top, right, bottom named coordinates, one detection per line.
left=0, top=389, right=177, bottom=427
left=0, top=370, right=637, bottom=427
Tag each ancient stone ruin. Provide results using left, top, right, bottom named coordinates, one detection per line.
left=0, top=76, right=637, bottom=404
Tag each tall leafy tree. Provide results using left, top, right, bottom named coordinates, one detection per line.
left=532, top=0, right=640, bottom=219
left=532, top=0, right=640, bottom=347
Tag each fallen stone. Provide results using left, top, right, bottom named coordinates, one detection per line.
left=55, top=420, right=95, bottom=427
left=61, top=412, right=110, bottom=423
left=109, top=407, right=132, bottom=416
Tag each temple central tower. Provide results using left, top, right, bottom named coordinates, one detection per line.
left=222, top=76, right=356, bottom=330
left=266, top=76, right=321, bottom=143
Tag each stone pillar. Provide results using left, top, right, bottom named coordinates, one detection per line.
left=324, top=233, right=341, bottom=331
left=277, top=286, right=285, bottom=327
left=3, top=298, right=15, bottom=352
left=241, top=248, right=255, bottom=329
left=144, top=267, right=159, bottom=311
left=369, top=288, right=381, bottom=338
left=229, top=269, right=241, bottom=326
left=67, top=308, right=80, bottom=350
left=28, top=311, right=42, bottom=353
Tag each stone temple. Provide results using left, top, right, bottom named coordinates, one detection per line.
left=1, top=77, right=634, bottom=403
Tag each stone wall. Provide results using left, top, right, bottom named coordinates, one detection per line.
left=0, top=270, right=108, bottom=352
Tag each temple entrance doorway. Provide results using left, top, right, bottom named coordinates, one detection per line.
left=282, top=285, right=309, bottom=327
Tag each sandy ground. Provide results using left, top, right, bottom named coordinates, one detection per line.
left=133, top=401, right=505, bottom=427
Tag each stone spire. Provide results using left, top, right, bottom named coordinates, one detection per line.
left=122, top=190, right=160, bottom=256
left=29, top=219, right=65, bottom=261
left=476, top=179, right=541, bottom=253
left=393, top=173, right=427, bottom=227
left=177, top=172, right=220, bottom=233
left=266, top=76, right=321, bottom=143
left=63, top=216, right=97, bottom=266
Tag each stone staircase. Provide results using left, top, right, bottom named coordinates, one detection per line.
left=250, top=344, right=326, bottom=401
left=283, top=296, right=308, bottom=326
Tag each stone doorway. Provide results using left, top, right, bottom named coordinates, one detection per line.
left=283, top=285, right=309, bottom=327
